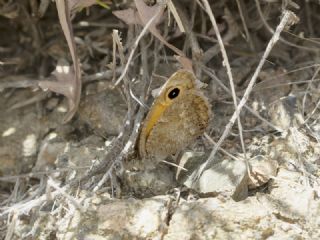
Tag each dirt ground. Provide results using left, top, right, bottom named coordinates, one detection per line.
left=0, top=0, right=320, bottom=239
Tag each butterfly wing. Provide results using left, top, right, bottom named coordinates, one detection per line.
left=145, top=90, right=211, bottom=159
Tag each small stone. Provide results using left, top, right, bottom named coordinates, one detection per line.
left=199, top=159, right=248, bottom=200
left=268, top=95, right=297, bottom=131
left=79, top=90, right=127, bottom=137
left=35, top=139, right=66, bottom=170
left=184, top=158, right=248, bottom=201
left=248, top=156, right=279, bottom=189
left=22, top=134, right=37, bottom=157
left=123, top=164, right=176, bottom=197
left=45, top=97, right=59, bottom=110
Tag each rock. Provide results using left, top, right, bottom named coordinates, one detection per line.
left=79, top=90, right=127, bottom=137
left=123, top=163, right=177, bottom=197
left=184, top=158, right=248, bottom=201
left=11, top=191, right=320, bottom=240
left=267, top=95, right=298, bottom=131
left=0, top=103, right=42, bottom=175
left=200, top=159, right=248, bottom=200
left=94, top=196, right=170, bottom=239
left=165, top=197, right=270, bottom=240
left=258, top=167, right=316, bottom=220
left=165, top=195, right=320, bottom=239
left=61, top=135, right=106, bottom=180
left=12, top=193, right=171, bottom=239
left=34, top=133, right=67, bottom=170
left=248, top=155, right=279, bottom=189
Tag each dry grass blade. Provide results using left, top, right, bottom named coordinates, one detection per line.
left=0, top=76, right=39, bottom=90
left=56, top=0, right=81, bottom=122
left=167, top=0, right=185, bottom=33
left=113, top=0, right=189, bottom=83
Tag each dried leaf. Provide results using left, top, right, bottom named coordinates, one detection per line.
left=175, top=56, right=193, bottom=72
left=39, top=61, right=76, bottom=111
left=134, top=0, right=184, bottom=56
left=113, top=9, right=141, bottom=25
left=134, top=0, right=163, bottom=28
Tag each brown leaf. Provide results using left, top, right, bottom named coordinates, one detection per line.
left=112, top=9, right=141, bottom=25
left=134, top=0, right=184, bottom=57
left=134, top=0, right=163, bottom=28
left=175, top=56, right=193, bottom=72
left=39, top=61, right=77, bottom=112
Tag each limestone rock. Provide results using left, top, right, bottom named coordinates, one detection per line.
left=248, top=155, right=279, bottom=189
left=258, top=167, right=316, bottom=220
left=184, top=158, right=248, bottom=201
left=165, top=197, right=270, bottom=240
left=95, top=196, right=170, bottom=239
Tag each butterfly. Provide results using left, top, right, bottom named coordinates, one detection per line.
left=139, top=70, right=211, bottom=159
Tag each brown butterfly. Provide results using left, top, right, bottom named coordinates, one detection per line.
left=139, top=70, right=211, bottom=159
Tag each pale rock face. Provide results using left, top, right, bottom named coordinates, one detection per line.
left=94, top=196, right=170, bottom=240
left=182, top=155, right=248, bottom=201
left=197, top=159, right=248, bottom=200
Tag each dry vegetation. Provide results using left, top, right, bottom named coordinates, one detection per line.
left=0, top=0, right=320, bottom=239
